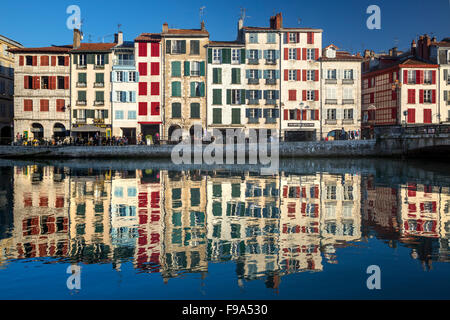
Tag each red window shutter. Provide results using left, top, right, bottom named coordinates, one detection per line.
left=408, top=108, right=415, bottom=123
left=50, top=76, right=56, bottom=90
left=419, top=89, right=424, bottom=103
left=408, top=89, right=415, bottom=104
left=370, top=93, right=374, bottom=103
left=392, top=90, right=397, bottom=100
left=139, top=82, right=147, bottom=95
left=56, top=99, right=65, bottom=112
left=40, top=99, right=49, bottom=112
left=296, top=33, right=300, bottom=43
left=403, top=70, right=408, bottom=84
left=302, top=69, right=307, bottom=81
left=302, top=110, right=307, bottom=120
left=64, top=56, right=69, bottom=66
left=314, top=90, right=319, bottom=101
left=302, top=48, right=307, bottom=60
left=139, top=62, right=147, bottom=76
left=295, top=109, right=300, bottom=120
left=151, top=62, right=159, bottom=75
left=138, top=102, right=148, bottom=116
left=151, top=82, right=160, bottom=96
left=296, top=48, right=301, bottom=60
left=33, top=76, right=40, bottom=89
left=391, top=108, right=397, bottom=121
left=284, top=48, right=288, bottom=60
left=40, top=56, right=48, bottom=66
left=389, top=72, right=393, bottom=83
left=432, top=90, right=436, bottom=103
left=302, top=90, right=307, bottom=101
left=296, top=70, right=301, bottom=81
left=315, top=48, right=319, bottom=60
left=151, top=43, right=160, bottom=57
left=289, top=90, right=296, bottom=101
left=284, top=69, right=288, bottom=81
left=315, top=110, right=319, bottom=120
left=64, top=76, right=69, bottom=89
left=51, top=56, right=56, bottom=66
left=19, top=56, right=24, bottom=66
left=431, top=70, right=436, bottom=84
left=24, top=76, right=29, bottom=89
left=424, top=109, right=431, bottom=123
left=314, top=70, right=319, bottom=81
left=32, top=56, right=37, bottom=66
left=24, top=99, right=33, bottom=111
left=284, top=109, right=288, bottom=120
left=138, top=43, right=147, bottom=57
left=285, top=32, right=290, bottom=44
left=415, top=70, right=421, bottom=84
left=151, top=102, right=160, bottom=115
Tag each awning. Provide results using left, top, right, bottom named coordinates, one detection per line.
left=72, top=125, right=106, bottom=133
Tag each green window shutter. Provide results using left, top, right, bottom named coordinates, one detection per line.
left=104, top=110, right=108, bottom=119
left=87, top=110, right=95, bottom=118
left=236, top=68, right=241, bottom=84
left=78, top=73, right=86, bottom=83
left=200, top=82, right=205, bottom=97
left=87, top=54, right=95, bottom=64
left=240, top=89, right=245, bottom=104
left=232, top=68, right=241, bottom=84
left=213, top=108, right=222, bottom=124
left=208, top=48, right=212, bottom=63
left=222, top=48, right=231, bottom=64
left=78, top=91, right=86, bottom=101
left=240, top=48, right=246, bottom=64
left=172, top=103, right=181, bottom=118
left=227, top=89, right=231, bottom=105
left=166, top=40, right=171, bottom=53
left=190, top=103, right=200, bottom=118
left=172, top=81, right=181, bottom=97
left=200, top=61, right=205, bottom=76
left=172, top=61, right=181, bottom=77
left=232, top=108, right=241, bottom=124
left=218, top=68, right=222, bottom=84
left=96, top=91, right=104, bottom=101
left=184, top=61, right=190, bottom=76
left=213, top=68, right=218, bottom=84
left=190, top=82, right=195, bottom=97
left=181, top=40, right=186, bottom=54
left=104, top=54, right=109, bottom=64
left=73, top=109, right=77, bottom=118
left=213, top=89, right=222, bottom=105
left=95, top=73, right=104, bottom=83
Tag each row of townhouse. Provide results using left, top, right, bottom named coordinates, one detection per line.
left=6, top=13, right=450, bottom=143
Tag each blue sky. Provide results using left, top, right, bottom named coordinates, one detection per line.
left=1, top=0, right=449, bottom=54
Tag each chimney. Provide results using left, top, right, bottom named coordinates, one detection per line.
left=431, top=36, right=437, bottom=43
left=411, top=39, right=416, bottom=56
left=162, top=22, right=168, bottom=33
left=393, top=47, right=398, bottom=57
left=424, top=34, right=431, bottom=60
left=114, top=31, right=123, bottom=45
left=201, top=21, right=205, bottom=31
left=237, top=18, right=244, bottom=42
left=389, top=48, right=393, bottom=56
left=270, top=12, right=283, bottom=30
left=73, top=28, right=82, bottom=49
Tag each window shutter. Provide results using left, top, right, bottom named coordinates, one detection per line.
left=190, top=82, right=195, bottom=97
left=314, top=90, right=319, bottom=101
left=315, top=110, right=319, bottom=120
left=284, top=70, right=288, bottom=81
left=275, top=70, right=280, bottom=79
left=432, top=70, right=436, bottom=84
left=200, top=82, right=205, bottom=97
left=207, top=48, right=212, bottom=63
left=302, top=48, right=307, bottom=60
left=240, top=89, right=246, bottom=104
left=166, top=40, right=171, bottom=54
left=32, top=56, right=37, bottom=66
left=302, top=90, right=307, bottom=101
left=263, top=50, right=268, bottom=60
left=314, top=70, right=319, bottom=81
left=257, top=50, right=262, bottom=60
left=73, top=109, right=77, bottom=118
left=302, top=69, right=306, bottom=81
left=33, top=76, right=40, bottom=89
left=246, top=70, right=250, bottom=79
left=240, top=48, right=246, bottom=64
left=284, top=109, right=288, bottom=120
left=432, top=90, right=436, bottom=103
left=285, top=32, right=290, bottom=44
left=223, top=49, right=231, bottom=64
left=181, top=40, right=186, bottom=54
left=296, top=48, right=301, bottom=60
left=263, top=70, right=268, bottom=79
left=184, top=61, right=190, bottom=76
left=263, top=109, right=268, bottom=118
left=444, top=90, right=448, bottom=102
left=444, top=69, right=448, bottom=81
left=64, top=56, right=69, bottom=66
left=419, top=89, right=424, bottom=103
left=64, top=76, right=69, bottom=89
left=246, top=108, right=250, bottom=118
left=403, top=70, right=408, bottom=84
left=315, top=48, right=319, bottom=60
left=296, top=109, right=301, bottom=120
left=257, top=70, right=262, bottom=79
left=415, top=70, right=421, bottom=84
left=227, top=89, right=231, bottom=104
left=284, top=48, right=288, bottom=60
left=24, top=76, right=29, bottom=89
left=19, top=56, right=24, bottom=66
left=200, top=61, right=205, bottom=76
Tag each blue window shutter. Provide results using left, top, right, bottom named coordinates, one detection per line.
left=257, top=90, right=262, bottom=99
left=246, top=108, right=250, bottom=117
left=264, top=90, right=268, bottom=99
left=135, top=71, right=139, bottom=82
left=257, top=70, right=262, bottom=79
left=246, top=50, right=250, bottom=59
left=246, top=90, right=250, bottom=99
left=112, top=71, right=116, bottom=82
left=275, top=50, right=280, bottom=59
left=274, top=109, right=279, bottom=118
left=258, top=50, right=262, bottom=59
left=264, top=50, right=268, bottom=59
left=275, top=70, right=280, bottom=79
left=132, top=91, right=136, bottom=102
left=257, top=109, right=262, bottom=118
left=275, top=90, right=279, bottom=99
left=246, top=70, right=250, bottom=78
left=263, top=70, right=268, bottom=79
left=264, top=109, right=268, bottom=118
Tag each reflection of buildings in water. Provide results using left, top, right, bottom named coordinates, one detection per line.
left=160, top=170, right=208, bottom=281
left=68, top=171, right=112, bottom=263
left=320, top=173, right=362, bottom=263
left=207, top=172, right=281, bottom=284
left=279, top=173, right=322, bottom=273
left=0, top=166, right=14, bottom=268
left=12, top=165, right=70, bottom=260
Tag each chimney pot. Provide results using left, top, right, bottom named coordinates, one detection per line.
left=162, top=23, right=168, bottom=33
left=73, top=28, right=82, bottom=49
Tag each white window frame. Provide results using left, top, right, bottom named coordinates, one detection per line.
left=288, top=70, right=296, bottom=81
left=327, top=69, right=337, bottom=80
left=95, top=54, right=105, bottom=66
left=307, top=48, right=315, bottom=61
left=231, top=49, right=240, bottom=64
left=327, top=109, right=337, bottom=120
left=79, top=54, right=87, bottom=66
left=408, top=70, right=416, bottom=84
left=212, top=49, right=221, bottom=63
left=288, top=48, right=296, bottom=60
left=267, top=70, right=275, bottom=80
left=307, top=70, right=314, bottom=81
left=248, top=69, right=258, bottom=79
left=267, top=90, right=275, bottom=100
left=267, top=33, right=276, bottom=44
left=327, top=87, right=336, bottom=99
left=116, top=71, right=124, bottom=82
left=306, top=90, right=314, bottom=101
left=289, top=33, right=297, bottom=43
left=424, top=70, right=432, bottom=84
left=231, top=89, right=240, bottom=105
left=249, top=90, right=257, bottom=100
left=424, top=89, right=432, bottom=103
left=344, top=109, right=354, bottom=119
left=343, top=69, right=354, bottom=80
left=191, top=61, right=200, bottom=76
left=128, top=71, right=136, bottom=82
left=343, top=87, right=353, bottom=100
left=266, top=50, right=275, bottom=61
left=248, top=50, right=258, bottom=60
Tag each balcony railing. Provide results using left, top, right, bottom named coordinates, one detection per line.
left=265, top=99, right=277, bottom=105
left=325, top=99, right=337, bottom=104
left=265, top=118, right=277, bottom=124
left=342, top=79, right=354, bottom=84
left=248, top=78, right=259, bottom=85
left=247, top=118, right=260, bottom=124
left=94, top=100, right=105, bottom=106
left=94, top=64, right=105, bottom=69
left=325, top=119, right=337, bottom=124
left=94, top=82, right=105, bottom=88
left=113, top=59, right=135, bottom=66
left=266, top=78, right=277, bottom=85
left=76, top=64, right=87, bottom=69
left=76, top=82, right=87, bottom=88
left=248, top=99, right=260, bottom=105
left=265, top=59, right=276, bottom=65
left=342, top=99, right=354, bottom=105
left=248, top=58, right=259, bottom=65
left=325, top=79, right=337, bottom=84
left=342, top=119, right=354, bottom=124
left=76, top=100, right=87, bottom=106
left=75, top=118, right=86, bottom=123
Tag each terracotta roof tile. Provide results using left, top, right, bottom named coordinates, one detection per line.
left=164, top=28, right=209, bottom=36
left=134, top=33, right=161, bottom=42
left=207, top=40, right=244, bottom=46
left=70, top=43, right=116, bottom=52
left=8, top=45, right=72, bottom=53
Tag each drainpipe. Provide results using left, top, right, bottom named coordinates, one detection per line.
left=319, top=59, right=323, bottom=140
left=278, top=32, right=282, bottom=141
left=69, top=52, right=72, bottom=140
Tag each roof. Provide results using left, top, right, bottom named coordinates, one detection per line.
left=363, top=54, right=439, bottom=75
left=243, top=26, right=322, bottom=32
left=399, top=57, right=439, bottom=67
left=163, top=28, right=209, bottom=36
left=134, top=33, right=161, bottom=42
left=433, top=39, right=450, bottom=47
left=321, top=52, right=363, bottom=62
left=8, top=45, right=72, bottom=53
left=207, top=40, right=244, bottom=47
left=70, top=43, right=116, bottom=52
left=0, top=34, right=23, bottom=48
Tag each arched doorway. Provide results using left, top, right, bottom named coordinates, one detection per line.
left=168, top=125, right=181, bottom=143
left=31, top=123, right=44, bottom=140
left=327, top=129, right=348, bottom=141
left=0, top=126, right=12, bottom=145
left=189, top=124, right=203, bottom=142
left=53, top=123, right=66, bottom=140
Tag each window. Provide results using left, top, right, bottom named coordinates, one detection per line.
left=266, top=90, right=275, bottom=100
left=343, top=88, right=353, bottom=100
left=171, top=61, right=181, bottom=77
left=128, top=111, right=136, bottom=120
left=58, top=56, right=65, bottom=66
left=116, top=71, right=124, bottom=82
left=171, top=40, right=186, bottom=54
left=307, top=48, right=315, bottom=60
left=95, top=54, right=105, bottom=66
left=344, top=69, right=354, bottom=80
left=172, top=103, right=181, bottom=118
left=288, top=70, right=297, bottom=81
left=248, top=69, right=258, bottom=79
left=249, top=90, right=258, bottom=100
left=289, top=33, right=297, bottom=43
left=424, top=70, right=432, bottom=84
left=212, top=108, right=222, bottom=124
left=77, top=91, right=86, bottom=102
left=57, top=76, right=65, bottom=89
left=172, top=81, right=181, bottom=97
left=307, top=70, right=315, bottom=81
left=231, top=68, right=240, bottom=84
left=266, top=49, right=275, bottom=61
left=115, top=110, right=124, bottom=119
left=408, top=70, right=416, bottom=84
left=190, top=40, right=200, bottom=55
left=190, top=82, right=204, bottom=97
left=23, top=99, right=33, bottom=111
left=129, top=71, right=137, bottom=82
left=288, top=90, right=296, bottom=101
left=212, top=89, right=222, bottom=105
left=249, top=33, right=258, bottom=43
left=231, top=49, right=240, bottom=64
left=191, top=61, right=200, bottom=76
left=327, top=69, right=337, bottom=79
left=190, top=103, right=200, bottom=118
left=26, top=56, right=33, bottom=66
left=95, top=91, right=104, bottom=102
left=327, top=109, right=336, bottom=120
left=229, top=89, right=240, bottom=105
left=41, top=76, right=49, bottom=89
left=307, top=32, right=314, bottom=44
left=344, top=109, right=354, bottom=119
left=248, top=50, right=258, bottom=60
left=213, top=49, right=221, bottom=63
left=266, top=69, right=276, bottom=80
left=306, top=90, right=315, bottom=101
left=288, top=48, right=296, bottom=60
left=213, top=68, right=222, bottom=84
left=424, top=90, right=432, bottom=103
left=327, top=87, right=336, bottom=99
left=95, top=73, right=104, bottom=84
left=40, top=99, right=49, bottom=112
left=231, top=108, right=241, bottom=124
left=78, top=54, right=86, bottom=66
left=267, top=33, right=276, bottom=43
left=77, top=73, right=86, bottom=84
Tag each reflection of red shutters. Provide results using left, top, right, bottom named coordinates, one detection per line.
left=408, top=203, right=416, bottom=213
left=301, top=203, right=306, bottom=213
left=432, top=201, right=437, bottom=213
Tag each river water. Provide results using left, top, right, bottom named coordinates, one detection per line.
left=0, top=158, right=449, bottom=299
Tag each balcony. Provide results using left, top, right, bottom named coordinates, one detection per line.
left=325, top=79, right=337, bottom=84
left=94, top=82, right=105, bottom=88
left=265, top=99, right=277, bottom=105
left=248, top=78, right=259, bottom=85
left=76, top=100, right=87, bottom=106
left=113, top=59, right=135, bottom=67
left=325, top=99, right=338, bottom=104
left=265, top=78, right=277, bottom=85
left=94, top=100, right=105, bottom=106
left=342, top=79, right=354, bottom=84
left=248, top=58, right=259, bottom=65
left=94, top=64, right=105, bottom=69
left=76, top=82, right=87, bottom=88
left=342, top=119, right=354, bottom=124
left=248, top=99, right=260, bottom=105
left=265, top=59, right=276, bottom=65
left=265, top=118, right=277, bottom=124
left=247, top=118, right=260, bottom=124
left=76, top=64, right=87, bottom=69
left=342, top=99, right=354, bottom=105
left=325, top=119, right=337, bottom=125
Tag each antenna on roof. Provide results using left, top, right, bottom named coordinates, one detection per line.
left=240, top=7, right=250, bottom=22
left=88, top=34, right=92, bottom=43
left=297, top=18, right=301, bottom=25
left=118, top=24, right=122, bottom=32
left=200, top=6, right=206, bottom=23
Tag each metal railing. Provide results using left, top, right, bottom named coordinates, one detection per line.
left=113, top=59, right=135, bottom=66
